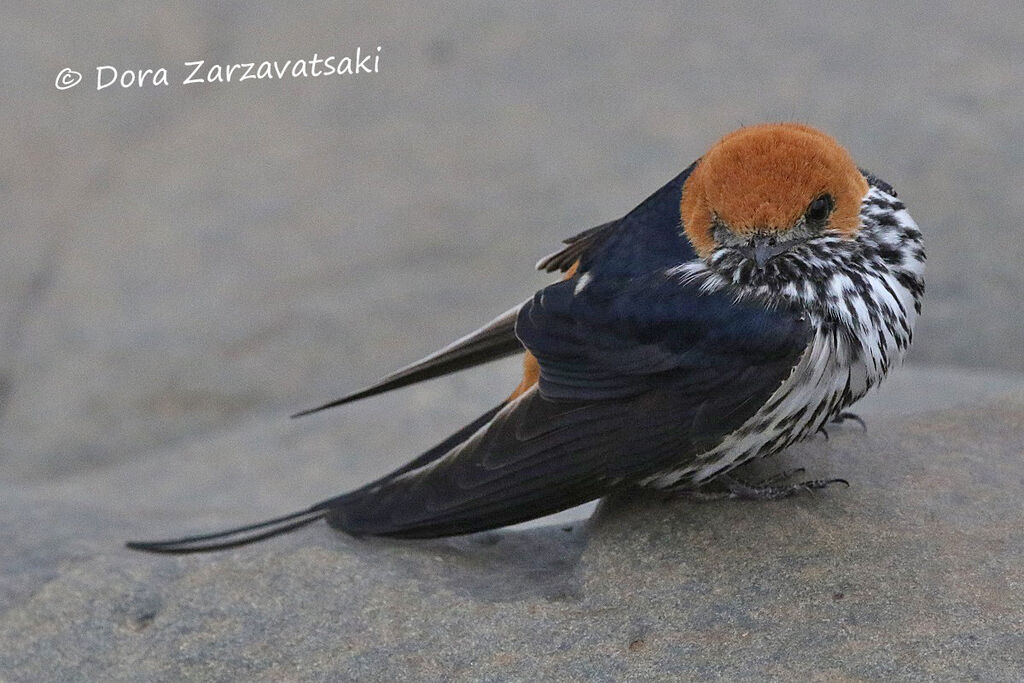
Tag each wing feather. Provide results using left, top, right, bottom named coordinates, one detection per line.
left=292, top=303, right=525, bottom=417
left=324, top=274, right=810, bottom=538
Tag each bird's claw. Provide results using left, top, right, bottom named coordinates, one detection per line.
left=720, top=474, right=849, bottom=501
left=832, top=411, right=867, bottom=431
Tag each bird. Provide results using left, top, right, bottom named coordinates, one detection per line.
left=127, top=122, right=925, bottom=554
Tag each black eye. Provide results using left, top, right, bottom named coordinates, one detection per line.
left=805, top=194, right=833, bottom=222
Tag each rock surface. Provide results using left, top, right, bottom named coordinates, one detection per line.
left=1, top=368, right=1022, bottom=681
left=4, top=3, right=1024, bottom=680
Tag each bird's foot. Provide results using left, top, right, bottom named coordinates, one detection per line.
left=833, top=411, right=867, bottom=431
left=717, top=472, right=849, bottom=501
left=818, top=411, right=867, bottom=440
left=666, top=467, right=849, bottom=502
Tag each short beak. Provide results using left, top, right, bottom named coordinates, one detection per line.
left=743, top=236, right=787, bottom=269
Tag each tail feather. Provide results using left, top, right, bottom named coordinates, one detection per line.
left=291, top=303, right=525, bottom=418
left=125, top=508, right=326, bottom=554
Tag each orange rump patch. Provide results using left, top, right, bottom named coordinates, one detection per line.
left=507, top=261, right=579, bottom=401
left=680, top=123, right=869, bottom=257
left=508, top=352, right=541, bottom=401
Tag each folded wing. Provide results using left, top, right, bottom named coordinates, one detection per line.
left=321, top=275, right=812, bottom=538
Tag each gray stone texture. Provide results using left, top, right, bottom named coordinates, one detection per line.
left=2, top=1, right=1023, bottom=680
left=2, top=369, right=1023, bottom=681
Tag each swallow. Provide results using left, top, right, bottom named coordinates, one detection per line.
left=127, top=123, right=925, bottom=553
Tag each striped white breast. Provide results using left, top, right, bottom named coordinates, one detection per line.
left=643, top=186, right=925, bottom=488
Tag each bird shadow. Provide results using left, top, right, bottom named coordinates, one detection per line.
left=359, top=521, right=590, bottom=603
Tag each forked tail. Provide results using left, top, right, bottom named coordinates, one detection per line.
left=291, top=303, right=524, bottom=417
left=125, top=507, right=328, bottom=554
left=126, top=401, right=509, bottom=554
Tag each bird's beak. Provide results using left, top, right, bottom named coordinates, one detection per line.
left=742, top=236, right=787, bottom=269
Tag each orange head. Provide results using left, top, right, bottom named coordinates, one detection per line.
left=680, top=123, right=869, bottom=262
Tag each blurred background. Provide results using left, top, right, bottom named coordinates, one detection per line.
left=2, top=1, right=1023, bottom=489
